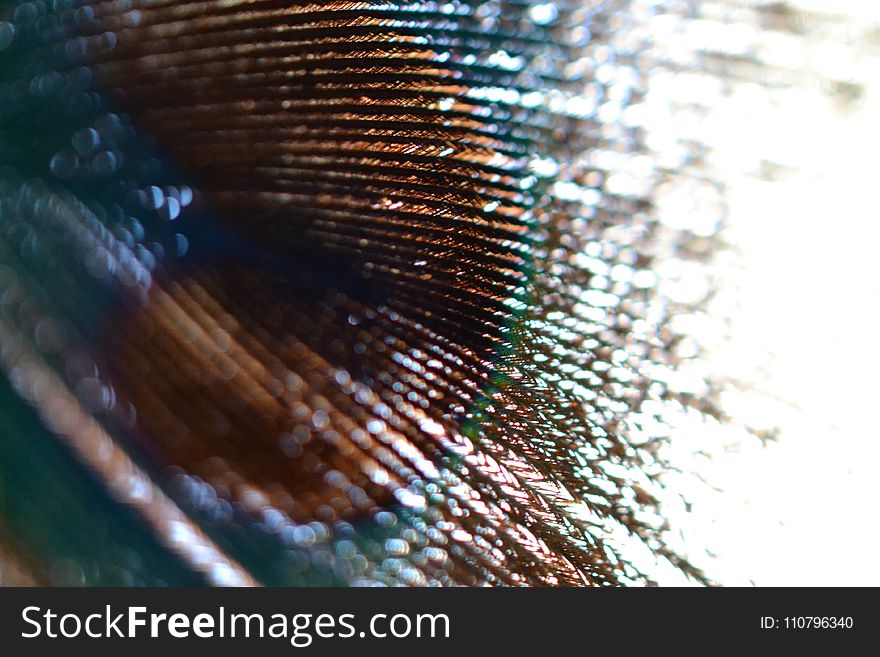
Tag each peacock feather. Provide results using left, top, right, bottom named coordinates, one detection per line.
left=4, top=0, right=849, bottom=586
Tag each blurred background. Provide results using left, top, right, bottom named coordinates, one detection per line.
left=636, top=0, right=880, bottom=586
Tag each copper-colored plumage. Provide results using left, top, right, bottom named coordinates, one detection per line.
left=0, top=0, right=715, bottom=586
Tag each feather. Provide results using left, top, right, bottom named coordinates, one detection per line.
left=0, top=0, right=734, bottom=586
